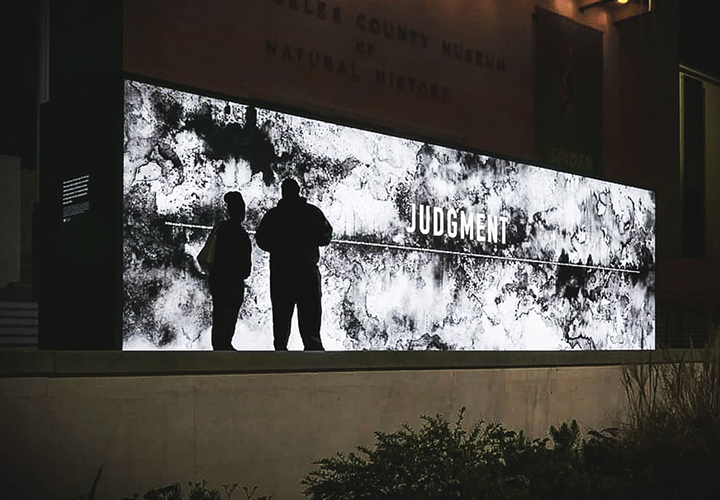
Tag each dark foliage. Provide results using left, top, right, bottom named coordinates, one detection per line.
left=302, top=399, right=720, bottom=500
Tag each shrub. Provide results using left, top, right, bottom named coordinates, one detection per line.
left=302, top=409, right=644, bottom=500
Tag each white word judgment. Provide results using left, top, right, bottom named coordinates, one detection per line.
left=406, top=203, right=509, bottom=244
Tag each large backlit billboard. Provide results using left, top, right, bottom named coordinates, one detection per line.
left=123, top=80, right=655, bottom=350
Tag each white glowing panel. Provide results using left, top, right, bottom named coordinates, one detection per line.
left=123, top=80, right=655, bottom=350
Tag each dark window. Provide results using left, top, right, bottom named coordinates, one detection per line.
left=682, top=75, right=706, bottom=257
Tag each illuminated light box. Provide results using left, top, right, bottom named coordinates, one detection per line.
left=123, top=80, right=655, bottom=351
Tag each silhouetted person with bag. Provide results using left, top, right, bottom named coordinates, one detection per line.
left=255, top=179, right=333, bottom=350
left=209, top=191, right=251, bottom=350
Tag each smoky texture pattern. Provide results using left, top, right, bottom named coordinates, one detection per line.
left=123, top=80, right=655, bottom=351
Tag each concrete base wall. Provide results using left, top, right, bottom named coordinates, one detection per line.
left=1, top=361, right=628, bottom=500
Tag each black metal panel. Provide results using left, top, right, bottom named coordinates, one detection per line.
left=37, top=0, right=123, bottom=349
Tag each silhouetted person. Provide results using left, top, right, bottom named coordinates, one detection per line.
left=255, top=179, right=333, bottom=350
left=209, top=191, right=252, bottom=350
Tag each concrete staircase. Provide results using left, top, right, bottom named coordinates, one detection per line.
left=0, top=300, right=38, bottom=348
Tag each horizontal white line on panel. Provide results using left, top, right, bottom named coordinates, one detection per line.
left=163, top=222, right=640, bottom=274
left=166, top=222, right=214, bottom=230
left=331, top=239, right=641, bottom=274
left=165, top=221, right=257, bottom=234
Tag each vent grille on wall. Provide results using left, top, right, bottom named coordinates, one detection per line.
left=0, top=301, right=38, bottom=349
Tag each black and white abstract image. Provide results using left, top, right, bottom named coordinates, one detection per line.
left=123, top=80, right=655, bottom=350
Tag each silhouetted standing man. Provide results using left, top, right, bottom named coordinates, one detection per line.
left=255, top=179, right=333, bottom=350
left=210, top=191, right=252, bottom=350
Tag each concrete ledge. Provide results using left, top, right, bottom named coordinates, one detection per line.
left=0, top=348, right=698, bottom=378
